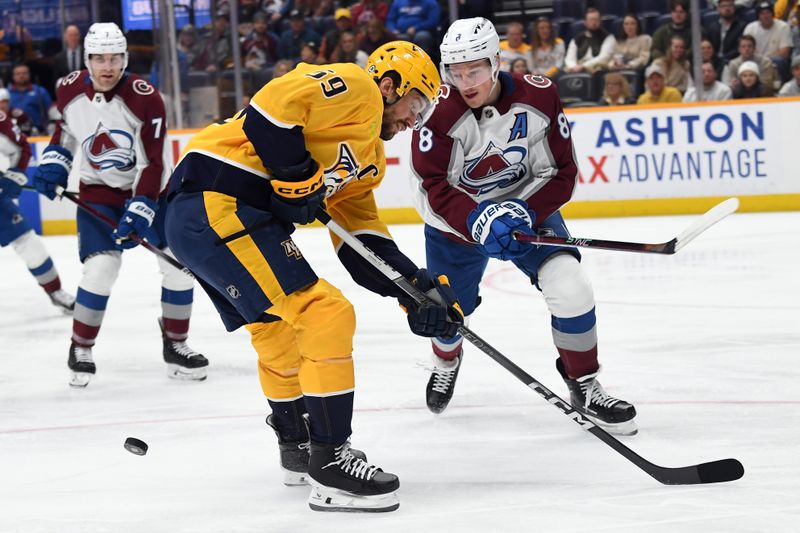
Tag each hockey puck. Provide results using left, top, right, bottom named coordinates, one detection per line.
left=124, top=437, right=148, bottom=456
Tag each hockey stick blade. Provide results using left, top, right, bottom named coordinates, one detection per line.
left=513, top=198, right=739, bottom=254
left=317, top=208, right=744, bottom=486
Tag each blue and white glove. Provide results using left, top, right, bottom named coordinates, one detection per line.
left=113, top=196, right=158, bottom=249
left=467, top=199, right=537, bottom=261
left=32, top=145, right=72, bottom=200
left=0, top=168, right=28, bottom=200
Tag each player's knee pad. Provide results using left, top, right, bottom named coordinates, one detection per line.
left=276, top=278, right=356, bottom=358
left=10, top=230, right=49, bottom=269
left=158, top=247, right=194, bottom=291
left=538, top=253, right=595, bottom=318
left=80, top=252, right=122, bottom=295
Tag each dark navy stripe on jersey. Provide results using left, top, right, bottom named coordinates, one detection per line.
left=243, top=103, right=308, bottom=171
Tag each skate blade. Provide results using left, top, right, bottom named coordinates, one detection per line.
left=590, top=416, right=638, bottom=436
left=308, top=481, right=399, bottom=513
left=166, top=364, right=208, bottom=381
left=283, top=469, right=309, bottom=486
left=69, top=372, right=92, bottom=388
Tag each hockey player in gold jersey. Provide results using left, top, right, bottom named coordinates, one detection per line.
left=164, top=42, right=463, bottom=512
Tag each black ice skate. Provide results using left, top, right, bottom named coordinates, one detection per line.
left=49, top=289, right=75, bottom=314
left=266, top=414, right=311, bottom=486
left=266, top=414, right=367, bottom=486
left=68, top=343, right=95, bottom=388
left=308, top=441, right=399, bottom=512
left=426, top=350, right=462, bottom=414
left=557, top=359, right=638, bottom=436
left=158, top=318, right=208, bottom=381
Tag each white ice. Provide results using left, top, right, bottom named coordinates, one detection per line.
left=1, top=210, right=798, bottom=533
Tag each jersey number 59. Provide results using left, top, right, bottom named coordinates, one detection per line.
left=305, top=69, right=348, bottom=98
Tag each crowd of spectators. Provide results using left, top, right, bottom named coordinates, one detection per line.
left=1, top=0, right=798, bottom=132
left=499, top=0, right=800, bottom=106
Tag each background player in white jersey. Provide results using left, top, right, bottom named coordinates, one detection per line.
left=410, top=18, right=637, bottom=435
left=0, top=90, right=75, bottom=313
left=31, top=23, right=208, bottom=387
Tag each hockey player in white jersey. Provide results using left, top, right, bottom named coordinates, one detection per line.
left=410, top=18, right=637, bottom=435
left=0, top=89, right=75, bottom=313
left=31, top=23, right=208, bottom=387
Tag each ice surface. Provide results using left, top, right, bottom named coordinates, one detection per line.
left=1, top=211, right=798, bottom=532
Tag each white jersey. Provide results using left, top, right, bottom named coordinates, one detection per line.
left=51, top=70, right=168, bottom=206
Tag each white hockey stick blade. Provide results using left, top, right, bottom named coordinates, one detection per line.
left=673, top=198, right=739, bottom=252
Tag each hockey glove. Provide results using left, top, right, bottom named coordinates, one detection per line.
left=269, top=155, right=326, bottom=225
left=399, top=268, right=464, bottom=339
left=32, top=145, right=72, bottom=200
left=113, top=196, right=158, bottom=249
left=0, top=168, right=28, bottom=200
left=467, top=199, right=536, bottom=261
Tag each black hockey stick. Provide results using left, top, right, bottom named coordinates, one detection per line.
left=317, top=208, right=744, bottom=485
left=512, top=198, right=739, bottom=254
left=52, top=185, right=195, bottom=278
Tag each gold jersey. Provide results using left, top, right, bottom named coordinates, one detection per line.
left=176, top=62, right=392, bottom=243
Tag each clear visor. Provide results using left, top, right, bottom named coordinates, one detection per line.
left=407, top=91, right=436, bottom=130
left=88, top=54, right=125, bottom=69
left=443, top=61, right=493, bottom=91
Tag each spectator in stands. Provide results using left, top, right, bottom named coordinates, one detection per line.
left=53, top=25, right=82, bottom=82
left=652, top=36, right=693, bottom=93
left=609, top=14, right=652, bottom=71
left=499, top=22, right=533, bottom=72
left=744, top=1, right=793, bottom=80
left=529, top=16, right=565, bottom=77
left=637, top=63, right=683, bottom=103
left=775, top=0, right=799, bottom=19
left=299, top=41, right=320, bottom=64
left=195, top=13, right=234, bottom=72
left=350, top=0, right=390, bottom=27
left=330, top=30, right=369, bottom=67
left=779, top=54, right=800, bottom=93
left=709, top=0, right=747, bottom=62
left=358, top=18, right=396, bottom=55
left=178, top=25, right=203, bottom=71
left=243, top=13, right=279, bottom=71
left=290, top=0, right=333, bottom=20
left=598, top=73, right=636, bottom=105
left=732, top=60, right=767, bottom=96
left=386, top=0, right=440, bottom=54
left=652, top=0, right=709, bottom=60
left=279, top=10, right=320, bottom=62
left=318, top=8, right=354, bottom=63
left=272, top=59, right=294, bottom=79
left=509, top=57, right=531, bottom=75
left=724, top=34, right=779, bottom=94
left=684, top=61, right=734, bottom=100
left=700, top=38, right=725, bottom=79
left=792, top=11, right=800, bottom=60
left=263, top=0, right=285, bottom=25
left=237, top=0, right=261, bottom=26
left=7, top=63, right=52, bottom=134
left=564, top=7, right=616, bottom=73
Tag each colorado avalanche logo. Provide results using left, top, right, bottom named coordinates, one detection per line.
left=323, top=143, right=378, bottom=196
left=81, top=122, right=136, bottom=171
left=459, top=141, right=527, bottom=195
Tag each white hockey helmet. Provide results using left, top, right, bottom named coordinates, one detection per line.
left=84, top=22, right=129, bottom=71
left=439, top=18, right=500, bottom=90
